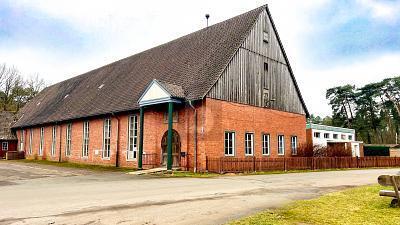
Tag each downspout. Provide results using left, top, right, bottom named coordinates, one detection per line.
left=112, top=113, right=121, bottom=168
left=58, top=123, right=62, bottom=162
left=188, top=100, right=198, bottom=173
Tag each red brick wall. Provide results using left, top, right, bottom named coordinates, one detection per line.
left=16, top=98, right=307, bottom=171
left=199, top=98, right=307, bottom=170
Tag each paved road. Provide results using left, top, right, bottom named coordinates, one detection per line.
left=0, top=161, right=399, bottom=225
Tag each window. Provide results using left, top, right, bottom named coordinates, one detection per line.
left=2, top=142, right=8, bottom=151
left=19, top=130, right=25, bottom=152
left=324, top=133, right=330, bottom=139
left=313, top=132, right=320, bottom=138
left=39, top=127, right=44, bottom=156
left=245, top=133, right=254, bottom=156
left=278, top=135, right=285, bottom=155
left=341, top=134, right=346, bottom=140
left=263, top=31, right=269, bottom=43
left=103, top=118, right=111, bottom=158
left=127, top=115, right=138, bottom=160
left=82, top=121, right=89, bottom=157
left=51, top=126, right=57, bottom=156
left=262, top=134, right=270, bottom=155
left=333, top=134, right=338, bottom=139
left=263, top=88, right=270, bottom=107
left=264, top=62, right=269, bottom=71
left=291, top=136, right=298, bottom=155
left=29, top=128, right=33, bottom=155
left=348, top=135, right=353, bottom=140
left=224, top=132, right=235, bottom=156
left=65, top=124, right=72, bottom=156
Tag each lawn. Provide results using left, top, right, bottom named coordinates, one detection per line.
left=229, top=185, right=399, bottom=225
left=19, top=159, right=136, bottom=172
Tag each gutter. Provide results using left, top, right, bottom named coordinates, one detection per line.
left=112, top=113, right=121, bottom=168
left=188, top=100, right=198, bottom=173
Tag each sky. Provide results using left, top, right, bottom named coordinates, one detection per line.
left=1, top=0, right=400, bottom=116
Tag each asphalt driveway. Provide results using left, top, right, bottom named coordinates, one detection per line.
left=0, top=161, right=399, bottom=225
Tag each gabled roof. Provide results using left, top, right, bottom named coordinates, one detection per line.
left=13, top=5, right=265, bottom=128
left=0, top=111, right=17, bottom=140
left=138, top=79, right=184, bottom=107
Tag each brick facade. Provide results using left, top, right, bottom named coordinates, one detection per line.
left=16, top=98, right=306, bottom=171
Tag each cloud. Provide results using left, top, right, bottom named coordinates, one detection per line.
left=356, top=0, right=400, bottom=23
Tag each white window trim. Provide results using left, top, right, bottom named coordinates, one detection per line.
left=291, top=136, right=298, bottom=155
left=51, top=126, right=57, bottom=156
left=224, top=131, right=235, bottom=156
left=245, top=132, right=254, bottom=156
left=127, top=115, right=138, bottom=161
left=102, top=118, right=111, bottom=159
left=278, top=135, right=285, bottom=156
left=39, top=127, right=44, bottom=156
left=2, top=142, right=8, bottom=151
left=65, top=124, right=72, bottom=156
left=19, top=130, right=25, bottom=152
left=262, top=133, right=270, bottom=156
left=29, top=129, right=33, bottom=155
left=82, top=121, right=89, bottom=158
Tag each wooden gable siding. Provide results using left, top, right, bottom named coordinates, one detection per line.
left=207, top=9, right=306, bottom=115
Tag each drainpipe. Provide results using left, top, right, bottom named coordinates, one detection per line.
left=58, top=123, right=62, bottom=162
left=112, top=113, right=121, bottom=168
left=188, top=101, right=198, bottom=173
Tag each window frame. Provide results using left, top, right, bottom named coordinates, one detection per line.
left=2, top=142, right=8, bottom=151
left=278, top=135, right=285, bottom=156
left=65, top=123, right=72, bottom=156
left=19, top=130, right=25, bottom=152
left=39, top=127, right=44, bottom=156
left=29, top=128, right=33, bottom=155
left=313, top=132, right=321, bottom=138
left=323, top=133, right=330, bottom=139
left=291, top=136, right=298, bottom=155
left=82, top=121, right=89, bottom=158
left=348, top=135, right=353, bottom=140
left=224, top=131, right=235, bottom=156
left=245, top=132, right=254, bottom=156
left=262, top=133, right=270, bottom=156
left=102, top=118, right=111, bottom=159
left=127, top=115, right=138, bottom=160
left=51, top=126, right=57, bottom=156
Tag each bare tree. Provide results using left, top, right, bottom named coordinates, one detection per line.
left=0, top=63, right=46, bottom=112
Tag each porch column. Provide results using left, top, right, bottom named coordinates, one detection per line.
left=167, top=102, right=174, bottom=171
left=138, top=107, right=144, bottom=170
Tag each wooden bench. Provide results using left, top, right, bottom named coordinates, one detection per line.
left=378, top=175, right=400, bottom=207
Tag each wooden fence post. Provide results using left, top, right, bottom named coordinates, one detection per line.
left=218, top=157, right=222, bottom=174
left=253, top=156, right=256, bottom=172
left=356, top=156, right=359, bottom=168
left=284, top=157, right=287, bottom=171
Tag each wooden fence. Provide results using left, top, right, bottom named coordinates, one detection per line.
left=206, top=157, right=400, bottom=173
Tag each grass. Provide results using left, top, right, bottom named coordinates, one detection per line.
left=228, top=185, right=400, bottom=225
left=18, top=159, right=136, bottom=173
left=152, top=167, right=397, bottom=178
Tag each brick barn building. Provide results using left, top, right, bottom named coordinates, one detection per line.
left=12, top=5, right=309, bottom=171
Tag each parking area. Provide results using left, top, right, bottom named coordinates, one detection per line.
left=1, top=160, right=399, bottom=225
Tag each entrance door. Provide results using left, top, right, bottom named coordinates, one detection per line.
left=161, top=130, right=181, bottom=167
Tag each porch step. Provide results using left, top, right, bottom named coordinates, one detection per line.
left=128, top=167, right=170, bottom=175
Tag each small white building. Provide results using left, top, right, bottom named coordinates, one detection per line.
left=306, top=123, right=363, bottom=157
